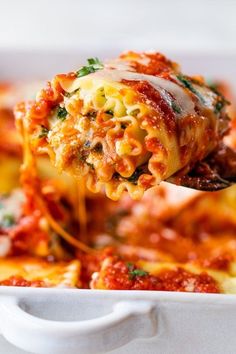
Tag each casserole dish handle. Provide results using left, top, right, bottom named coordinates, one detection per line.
left=0, top=296, right=157, bottom=354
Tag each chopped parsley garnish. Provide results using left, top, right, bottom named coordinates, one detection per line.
left=1, top=214, right=15, bottom=228
left=171, top=101, right=181, bottom=114
left=130, top=269, right=149, bottom=278
left=57, top=107, right=68, bottom=121
left=126, top=167, right=144, bottom=185
left=76, top=58, right=104, bottom=78
left=127, top=262, right=148, bottom=279
left=214, top=96, right=229, bottom=114
left=127, top=262, right=134, bottom=270
left=39, top=126, right=49, bottom=138
left=177, top=74, right=205, bottom=104
left=87, top=58, right=102, bottom=66
left=214, top=96, right=229, bottom=115
left=77, top=67, right=94, bottom=77
left=113, top=166, right=146, bottom=184
left=214, top=101, right=224, bottom=114
left=206, top=81, right=230, bottom=114
left=105, top=110, right=113, bottom=116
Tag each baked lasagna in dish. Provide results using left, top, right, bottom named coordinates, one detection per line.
left=0, top=51, right=235, bottom=294
left=15, top=52, right=230, bottom=200
left=1, top=183, right=236, bottom=294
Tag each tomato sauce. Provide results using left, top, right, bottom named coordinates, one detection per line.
left=93, top=257, right=220, bottom=293
left=0, top=276, right=46, bottom=287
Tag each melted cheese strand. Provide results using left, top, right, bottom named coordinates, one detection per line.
left=35, top=194, right=92, bottom=253
left=77, top=177, right=87, bottom=242
left=20, top=119, right=94, bottom=254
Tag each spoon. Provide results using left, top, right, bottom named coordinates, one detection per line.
left=167, top=144, right=236, bottom=191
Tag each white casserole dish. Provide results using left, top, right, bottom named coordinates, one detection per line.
left=2, top=288, right=236, bottom=354
left=0, top=49, right=236, bottom=354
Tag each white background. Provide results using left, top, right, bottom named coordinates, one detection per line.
left=0, top=0, right=235, bottom=52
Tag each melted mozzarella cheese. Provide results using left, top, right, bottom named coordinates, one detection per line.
left=61, top=69, right=196, bottom=117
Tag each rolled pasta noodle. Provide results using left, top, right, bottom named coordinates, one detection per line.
left=15, top=52, right=229, bottom=200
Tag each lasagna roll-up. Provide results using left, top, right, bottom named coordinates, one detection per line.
left=15, top=52, right=229, bottom=200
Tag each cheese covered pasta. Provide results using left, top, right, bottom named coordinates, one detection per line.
left=15, top=52, right=230, bottom=200
left=0, top=68, right=235, bottom=294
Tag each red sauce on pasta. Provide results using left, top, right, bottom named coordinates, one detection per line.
left=92, top=257, right=220, bottom=293
left=0, top=276, right=46, bottom=287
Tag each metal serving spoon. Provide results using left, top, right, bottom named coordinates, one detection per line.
left=167, top=144, right=236, bottom=191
